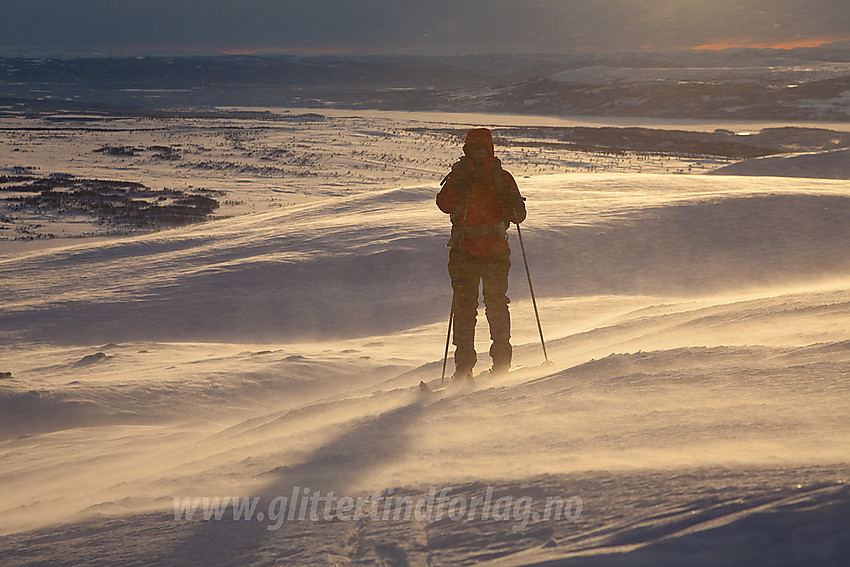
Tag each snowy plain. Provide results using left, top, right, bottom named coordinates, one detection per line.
left=1, top=108, right=850, bottom=566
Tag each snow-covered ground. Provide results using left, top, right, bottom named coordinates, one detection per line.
left=710, top=148, right=850, bottom=179
left=549, top=60, right=850, bottom=85
left=1, top=110, right=849, bottom=566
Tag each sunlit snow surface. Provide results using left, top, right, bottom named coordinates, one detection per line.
left=1, top=110, right=849, bottom=566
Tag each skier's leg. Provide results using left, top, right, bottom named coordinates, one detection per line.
left=449, top=248, right=479, bottom=378
left=482, top=250, right=512, bottom=374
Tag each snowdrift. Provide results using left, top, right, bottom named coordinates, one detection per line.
left=709, top=148, right=850, bottom=179
left=2, top=172, right=850, bottom=565
left=4, top=173, right=850, bottom=345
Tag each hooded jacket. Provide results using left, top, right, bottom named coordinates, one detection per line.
left=436, top=128, right=526, bottom=258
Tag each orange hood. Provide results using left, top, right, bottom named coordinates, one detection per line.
left=463, top=128, right=495, bottom=157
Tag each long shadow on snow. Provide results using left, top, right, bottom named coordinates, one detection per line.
left=155, top=398, right=428, bottom=565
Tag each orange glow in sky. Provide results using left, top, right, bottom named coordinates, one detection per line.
left=693, top=36, right=850, bottom=51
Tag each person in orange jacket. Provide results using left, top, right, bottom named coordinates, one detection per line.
left=436, top=128, right=526, bottom=380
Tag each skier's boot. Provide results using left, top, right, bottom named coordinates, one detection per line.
left=452, top=368, right=475, bottom=384
left=453, top=346, right=476, bottom=383
left=488, top=363, right=510, bottom=377
left=489, top=340, right=512, bottom=377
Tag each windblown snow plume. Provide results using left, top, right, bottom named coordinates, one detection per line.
left=1, top=110, right=849, bottom=566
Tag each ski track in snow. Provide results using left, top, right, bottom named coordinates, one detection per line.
left=1, top=112, right=850, bottom=566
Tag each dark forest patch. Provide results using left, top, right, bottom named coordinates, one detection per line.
left=0, top=173, right=222, bottom=239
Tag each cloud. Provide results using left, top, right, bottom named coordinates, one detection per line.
left=693, top=36, right=850, bottom=51
left=2, top=0, right=849, bottom=56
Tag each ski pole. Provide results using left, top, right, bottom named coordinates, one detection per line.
left=514, top=219, right=553, bottom=366
left=441, top=208, right=468, bottom=383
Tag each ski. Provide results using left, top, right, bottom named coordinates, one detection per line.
left=418, top=378, right=474, bottom=394
left=419, top=365, right=525, bottom=393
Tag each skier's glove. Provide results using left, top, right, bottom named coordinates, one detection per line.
left=501, top=191, right=523, bottom=211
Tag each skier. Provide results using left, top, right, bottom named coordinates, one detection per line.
left=436, top=128, right=526, bottom=381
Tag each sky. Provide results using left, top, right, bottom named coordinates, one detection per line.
left=1, top=0, right=850, bottom=57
